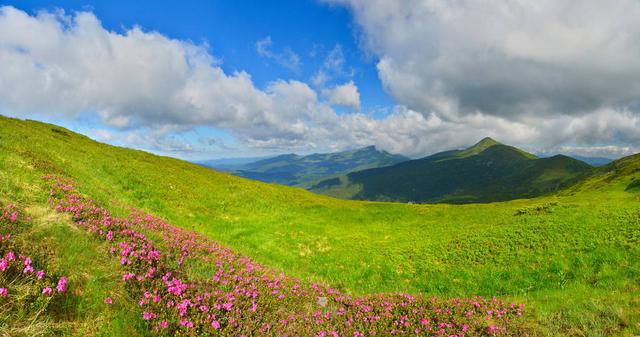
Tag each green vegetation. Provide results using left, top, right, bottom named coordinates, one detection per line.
left=203, top=145, right=407, bottom=187
left=0, top=115, right=639, bottom=335
left=313, top=137, right=594, bottom=203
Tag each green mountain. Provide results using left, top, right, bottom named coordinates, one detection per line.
left=205, top=145, right=407, bottom=186
left=0, top=116, right=639, bottom=336
left=312, top=137, right=593, bottom=203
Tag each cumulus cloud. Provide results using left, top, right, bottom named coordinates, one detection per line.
left=326, top=0, right=640, bottom=117
left=0, top=6, right=333, bottom=150
left=322, top=81, right=360, bottom=109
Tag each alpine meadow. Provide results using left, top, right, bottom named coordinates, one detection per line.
left=1, top=1, right=640, bottom=337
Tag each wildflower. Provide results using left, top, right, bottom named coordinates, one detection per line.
left=179, top=319, right=194, bottom=328
left=104, top=297, right=113, bottom=305
left=0, top=259, right=7, bottom=272
left=42, top=287, right=53, bottom=296
left=9, top=211, right=17, bottom=222
left=56, top=276, right=68, bottom=293
left=142, top=312, right=157, bottom=320
left=36, top=270, right=45, bottom=280
left=211, top=319, right=220, bottom=329
left=159, top=320, right=169, bottom=329
left=0, top=288, right=7, bottom=297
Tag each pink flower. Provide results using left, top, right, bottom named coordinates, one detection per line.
left=159, top=320, right=168, bottom=329
left=179, top=319, right=194, bottom=328
left=104, top=297, right=113, bottom=305
left=211, top=320, right=220, bottom=329
left=0, top=288, right=7, bottom=297
left=9, top=211, right=17, bottom=222
left=56, top=276, right=68, bottom=293
left=23, top=265, right=34, bottom=274
left=142, top=312, right=157, bottom=320
left=42, top=287, right=53, bottom=296
left=36, top=270, right=45, bottom=280
left=122, top=273, right=135, bottom=281
left=106, top=230, right=113, bottom=241
left=0, top=259, right=7, bottom=272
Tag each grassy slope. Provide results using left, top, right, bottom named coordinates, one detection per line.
left=0, top=158, right=146, bottom=335
left=314, top=139, right=593, bottom=203
left=0, top=116, right=639, bottom=335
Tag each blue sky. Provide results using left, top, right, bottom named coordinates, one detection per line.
left=2, top=1, right=640, bottom=160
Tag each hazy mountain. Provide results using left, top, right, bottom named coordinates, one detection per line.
left=567, top=155, right=613, bottom=167
left=206, top=146, right=408, bottom=187
left=197, top=156, right=275, bottom=171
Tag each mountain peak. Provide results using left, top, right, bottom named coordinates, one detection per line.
left=456, top=137, right=501, bottom=157
left=473, top=137, right=501, bottom=148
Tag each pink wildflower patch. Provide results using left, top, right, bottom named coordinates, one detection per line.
left=42, top=175, right=526, bottom=336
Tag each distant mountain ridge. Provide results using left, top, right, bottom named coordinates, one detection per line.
left=312, top=138, right=593, bottom=203
left=202, top=146, right=408, bottom=187
left=566, top=155, right=612, bottom=167
left=197, top=156, right=275, bottom=171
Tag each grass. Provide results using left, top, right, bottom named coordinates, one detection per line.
left=0, top=115, right=639, bottom=335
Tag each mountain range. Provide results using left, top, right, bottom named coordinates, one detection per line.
left=311, top=137, right=593, bottom=203
left=200, top=145, right=408, bottom=187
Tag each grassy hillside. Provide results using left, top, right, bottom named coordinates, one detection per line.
left=205, top=145, right=407, bottom=187
left=313, top=138, right=593, bottom=203
left=0, top=116, right=639, bottom=335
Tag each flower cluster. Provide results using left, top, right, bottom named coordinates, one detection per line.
left=45, top=175, right=526, bottom=336
left=0, top=204, right=68, bottom=302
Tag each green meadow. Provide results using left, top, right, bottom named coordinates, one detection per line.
left=0, top=115, right=638, bottom=336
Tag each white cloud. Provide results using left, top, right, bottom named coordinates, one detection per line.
left=0, top=7, right=326, bottom=149
left=325, top=0, right=640, bottom=118
left=322, top=81, right=360, bottom=109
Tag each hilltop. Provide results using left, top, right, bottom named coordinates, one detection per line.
left=0, top=116, right=638, bottom=336
left=312, top=138, right=593, bottom=203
